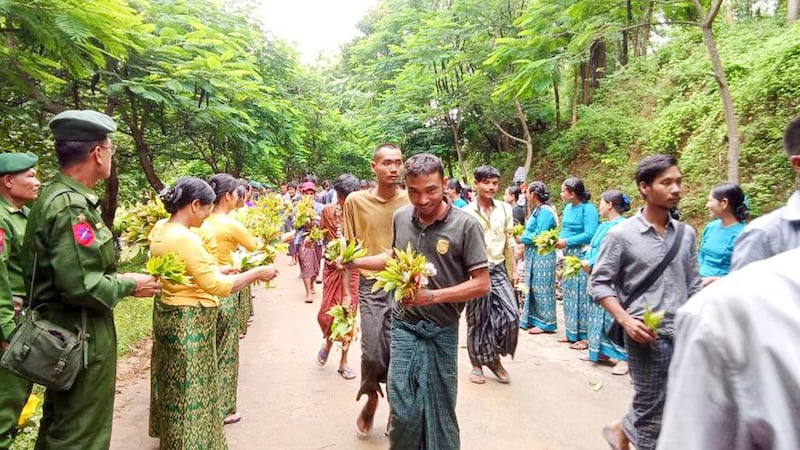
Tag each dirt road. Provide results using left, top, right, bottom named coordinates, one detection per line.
left=110, top=255, right=631, bottom=449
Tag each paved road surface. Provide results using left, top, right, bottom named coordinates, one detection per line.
left=111, top=254, right=631, bottom=449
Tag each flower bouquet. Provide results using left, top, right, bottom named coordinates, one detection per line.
left=326, top=304, right=358, bottom=344
left=533, top=229, right=560, bottom=255
left=116, top=195, right=169, bottom=262
left=294, top=196, right=316, bottom=229
left=324, top=238, right=368, bottom=263
left=643, top=302, right=665, bottom=333
left=372, top=243, right=437, bottom=303
left=561, top=255, right=584, bottom=280
left=307, top=226, right=325, bottom=243
left=506, top=224, right=525, bottom=238
left=145, top=252, right=192, bottom=285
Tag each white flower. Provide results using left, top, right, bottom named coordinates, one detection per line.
left=402, top=271, right=411, bottom=283
left=424, top=262, right=437, bottom=277
left=420, top=276, right=429, bottom=287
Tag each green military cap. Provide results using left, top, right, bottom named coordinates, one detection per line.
left=0, top=152, right=38, bottom=174
left=48, top=110, right=117, bottom=142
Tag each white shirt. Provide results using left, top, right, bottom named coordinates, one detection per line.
left=658, top=248, right=800, bottom=450
left=463, top=200, right=515, bottom=265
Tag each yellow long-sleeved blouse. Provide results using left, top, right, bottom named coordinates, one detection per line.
left=149, top=221, right=234, bottom=307
left=204, top=213, right=258, bottom=265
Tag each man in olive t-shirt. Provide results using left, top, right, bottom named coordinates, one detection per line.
left=352, top=153, right=489, bottom=449
left=343, top=143, right=409, bottom=436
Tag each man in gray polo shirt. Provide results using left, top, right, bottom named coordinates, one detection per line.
left=589, top=154, right=702, bottom=450
left=353, top=153, right=489, bottom=449
left=731, top=115, right=800, bottom=270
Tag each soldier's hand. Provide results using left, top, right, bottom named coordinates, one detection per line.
left=119, top=273, right=162, bottom=297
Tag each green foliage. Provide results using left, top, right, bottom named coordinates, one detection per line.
left=145, top=253, right=191, bottom=285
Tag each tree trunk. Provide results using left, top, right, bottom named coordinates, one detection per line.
left=101, top=161, right=120, bottom=230
left=696, top=0, right=741, bottom=182
left=589, top=40, right=607, bottom=89
left=571, top=67, right=579, bottom=125
left=637, top=0, right=654, bottom=57
left=122, top=90, right=164, bottom=191
left=553, top=77, right=561, bottom=126
left=790, top=0, right=800, bottom=22
left=621, top=0, right=632, bottom=66
left=514, top=97, right=534, bottom=180
left=101, top=100, right=119, bottom=231
left=449, top=121, right=468, bottom=183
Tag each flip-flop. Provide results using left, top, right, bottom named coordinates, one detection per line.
left=223, top=412, right=241, bottom=425
left=355, top=409, right=374, bottom=438
left=611, top=363, right=630, bottom=376
left=337, top=366, right=356, bottom=380
left=528, top=327, right=550, bottom=335
left=487, top=364, right=510, bottom=384
left=602, top=424, right=622, bottom=450
left=316, top=347, right=329, bottom=367
left=557, top=336, right=572, bottom=343
left=469, top=369, right=485, bottom=384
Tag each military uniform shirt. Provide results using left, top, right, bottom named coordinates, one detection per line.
left=22, top=173, right=136, bottom=311
left=0, top=197, right=28, bottom=341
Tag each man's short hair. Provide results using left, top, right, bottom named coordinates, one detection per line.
left=474, top=165, right=500, bottom=182
left=372, top=143, right=401, bottom=161
left=635, top=154, right=679, bottom=187
left=784, top=116, right=800, bottom=156
left=405, top=153, right=444, bottom=179
left=54, top=140, right=103, bottom=168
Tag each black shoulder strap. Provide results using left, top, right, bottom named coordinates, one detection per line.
left=621, top=222, right=686, bottom=309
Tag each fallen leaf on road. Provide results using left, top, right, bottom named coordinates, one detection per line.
left=589, top=380, right=603, bottom=391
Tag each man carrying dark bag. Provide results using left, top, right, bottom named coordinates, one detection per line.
left=20, top=110, right=160, bottom=450
left=588, top=154, right=702, bottom=450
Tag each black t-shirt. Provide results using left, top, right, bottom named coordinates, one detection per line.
left=391, top=203, right=489, bottom=326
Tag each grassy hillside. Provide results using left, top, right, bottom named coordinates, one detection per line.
left=521, top=19, right=800, bottom=230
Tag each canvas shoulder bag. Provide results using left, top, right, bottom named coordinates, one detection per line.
left=0, top=186, right=88, bottom=391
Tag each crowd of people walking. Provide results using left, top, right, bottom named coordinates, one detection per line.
left=1, top=109, right=799, bottom=450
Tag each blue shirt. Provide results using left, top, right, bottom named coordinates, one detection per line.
left=521, top=205, right=557, bottom=246
left=560, top=202, right=599, bottom=247
left=586, top=216, right=625, bottom=268
left=453, top=198, right=468, bottom=208
left=699, top=219, right=745, bottom=277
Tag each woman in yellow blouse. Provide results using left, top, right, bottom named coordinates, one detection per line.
left=149, top=177, right=276, bottom=450
left=205, top=173, right=259, bottom=424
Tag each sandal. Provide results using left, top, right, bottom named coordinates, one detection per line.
left=557, top=336, right=572, bottom=343
left=469, top=369, right=485, bottom=384
left=355, top=408, right=374, bottom=438
left=337, top=366, right=356, bottom=380
left=487, top=363, right=510, bottom=384
left=569, top=340, right=589, bottom=350
left=611, top=361, right=629, bottom=376
left=316, top=347, right=329, bottom=367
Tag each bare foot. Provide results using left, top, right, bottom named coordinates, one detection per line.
left=355, top=394, right=378, bottom=437
left=601, top=420, right=630, bottom=450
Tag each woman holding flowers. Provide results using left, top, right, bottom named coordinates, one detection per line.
left=557, top=177, right=599, bottom=348
left=581, top=190, right=630, bottom=375
left=316, top=174, right=362, bottom=379
left=295, top=181, right=325, bottom=303
left=205, top=173, right=260, bottom=424
left=148, top=177, right=276, bottom=450
left=520, top=182, right=559, bottom=333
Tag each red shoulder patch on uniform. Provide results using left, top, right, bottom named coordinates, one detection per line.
left=0, top=228, right=5, bottom=254
left=73, top=223, right=95, bottom=247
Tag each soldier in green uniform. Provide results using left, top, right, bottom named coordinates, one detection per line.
left=0, top=152, right=40, bottom=449
left=21, top=110, right=161, bottom=450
